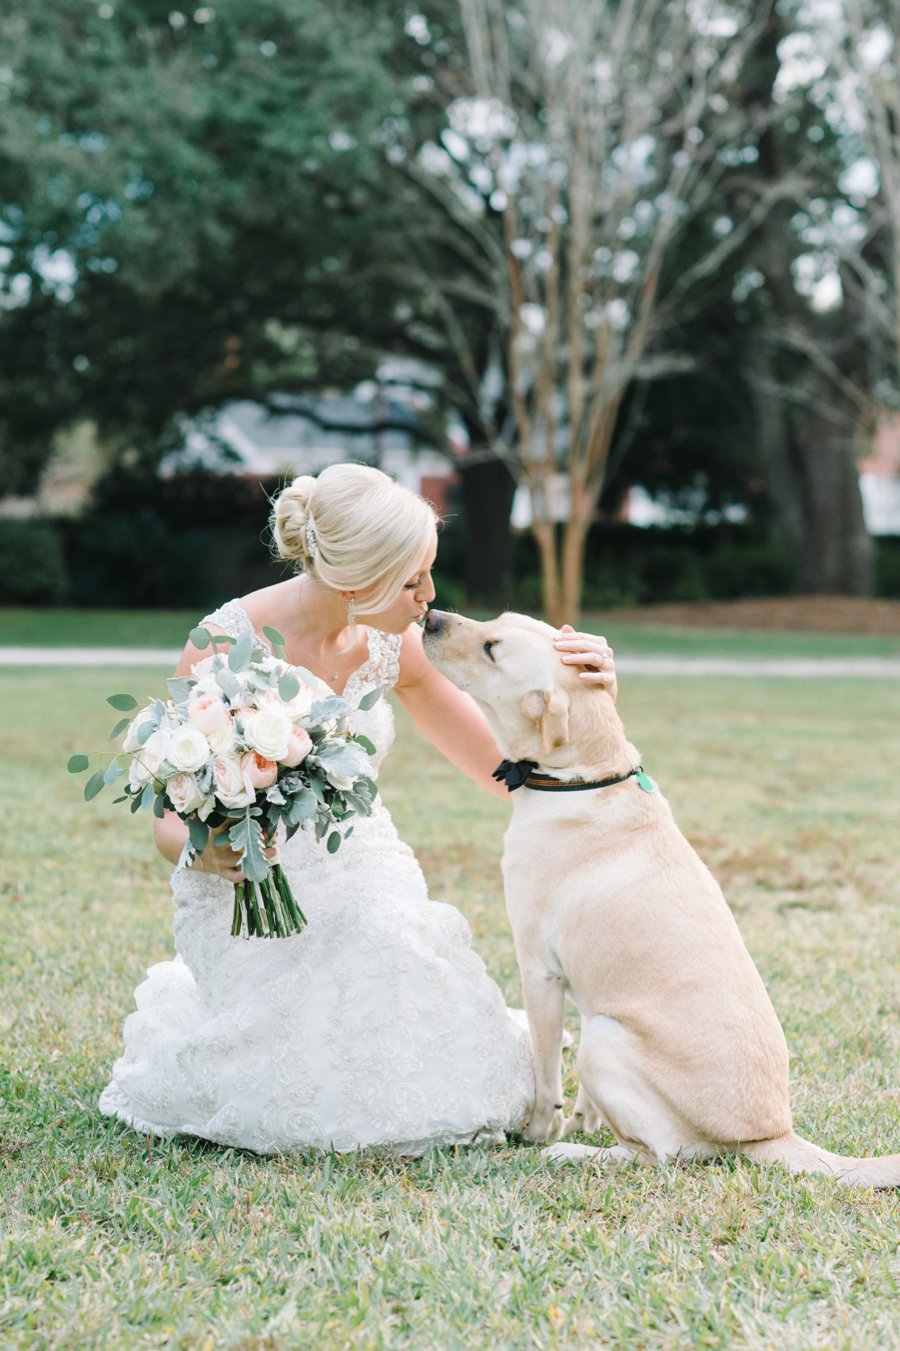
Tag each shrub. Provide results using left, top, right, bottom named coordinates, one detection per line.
left=0, top=519, right=70, bottom=604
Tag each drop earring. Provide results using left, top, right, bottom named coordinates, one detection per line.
left=347, top=597, right=357, bottom=631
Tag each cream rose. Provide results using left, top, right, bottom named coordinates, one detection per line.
left=188, top=695, right=231, bottom=737
left=241, top=751, right=279, bottom=789
left=243, top=709, right=292, bottom=761
left=212, top=755, right=255, bottom=810
left=167, top=725, right=212, bottom=774
left=165, top=771, right=208, bottom=815
left=206, top=719, right=237, bottom=755
left=280, top=726, right=313, bottom=767
left=127, top=727, right=169, bottom=791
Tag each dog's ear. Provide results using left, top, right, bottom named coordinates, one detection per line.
left=522, top=687, right=570, bottom=754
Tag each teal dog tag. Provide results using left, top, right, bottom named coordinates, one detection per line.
left=635, top=770, right=658, bottom=793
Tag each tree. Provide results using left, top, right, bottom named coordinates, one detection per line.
left=389, top=0, right=788, bottom=622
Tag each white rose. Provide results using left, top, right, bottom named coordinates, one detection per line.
left=122, top=705, right=156, bottom=753
left=243, top=708, right=292, bottom=761
left=257, top=684, right=315, bottom=721
left=212, top=755, right=256, bottom=810
left=206, top=720, right=237, bottom=755
left=165, top=772, right=207, bottom=816
left=168, top=725, right=212, bottom=774
left=325, top=772, right=355, bottom=792
left=127, top=727, right=170, bottom=791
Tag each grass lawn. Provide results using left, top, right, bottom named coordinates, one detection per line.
left=2, top=605, right=899, bottom=659
left=2, top=664, right=899, bottom=1349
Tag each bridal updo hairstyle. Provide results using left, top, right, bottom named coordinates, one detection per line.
left=272, top=464, right=438, bottom=614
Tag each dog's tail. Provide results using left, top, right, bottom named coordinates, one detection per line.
left=741, top=1132, right=900, bottom=1189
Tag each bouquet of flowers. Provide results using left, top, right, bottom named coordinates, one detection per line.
left=68, top=625, right=379, bottom=939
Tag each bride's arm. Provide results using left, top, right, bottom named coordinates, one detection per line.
left=395, top=626, right=510, bottom=799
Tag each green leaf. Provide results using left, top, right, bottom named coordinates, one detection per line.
left=278, top=672, right=300, bottom=702
left=103, top=759, right=123, bottom=785
left=107, top=693, right=138, bottom=711
left=153, top=792, right=167, bottom=819
left=357, top=688, right=382, bottom=711
left=84, top=772, right=105, bottom=801
left=228, top=812, right=269, bottom=883
left=130, top=793, right=143, bottom=814
left=137, top=719, right=156, bottom=746
left=326, top=831, right=342, bottom=853
left=188, top=818, right=210, bottom=854
left=228, top=631, right=253, bottom=673
left=108, top=717, right=130, bottom=741
left=211, top=633, right=234, bottom=648
left=189, top=625, right=211, bottom=649
left=167, top=677, right=192, bottom=704
left=352, top=734, right=376, bottom=756
left=67, top=754, right=90, bottom=773
left=216, top=665, right=240, bottom=699
left=140, top=783, right=155, bottom=811
left=112, top=795, right=128, bottom=805
left=263, top=625, right=286, bottom=651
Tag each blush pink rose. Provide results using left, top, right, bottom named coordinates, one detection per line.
left=212, top=755, right=255, bottom=810
left=188, top=695, right=231, bottom=737
left=241, top=750, right=278, bottom=789
left=280, top=726, right=313, bottom=767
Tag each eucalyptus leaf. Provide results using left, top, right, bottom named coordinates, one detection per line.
left=353, top=734, right=376, bottom=756
left=263, top=625, right=286, bottom=651
left=326, top=831, right=342, bottom=854
left=357, top=688, right=383, bottom=711
left=112, top=794, right=128, bottom=805
left=211, top=633, right=234, bottom=647
left=84, top=771, right=105, bottom=801
left=108, top=717, right=130, bottom=741
left=228, top=631, right=253, bottom=673
left=67, top=754, right=90, bottom=773
left=153, top=792, right=166, bottom=819
left=140, top=783, right=155, bottom=811
left=189, top=625, right=211, bottom=649
left=137, top=718, right=157, bottom=746
left=129, top=791, right=143, bottom=813
left=103, top=759, right=123, bottom=785
left=278, top=672, right=300, bottom=702
left=107, top=693, right=138, bottom=711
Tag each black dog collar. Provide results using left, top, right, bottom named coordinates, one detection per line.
left=492, top=759, right=657, bottom=794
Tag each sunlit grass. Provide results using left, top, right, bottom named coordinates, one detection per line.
left=2, top=665, right=899, bottom=1349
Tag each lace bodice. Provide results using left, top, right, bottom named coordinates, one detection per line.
left=203, top=599, right=402, bottom=778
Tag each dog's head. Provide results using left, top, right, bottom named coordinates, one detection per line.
left=423, top=609, right=628, bottom=770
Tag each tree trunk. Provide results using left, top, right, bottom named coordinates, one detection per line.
left=792, top=395, right=873, bottom=595
left=559, top=514, right=589, bottom=627
left=532, top=519, right=562, bottom=624
left=458, top=455, right=517, bottom=602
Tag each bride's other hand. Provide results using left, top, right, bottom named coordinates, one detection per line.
left=191, top=828, right=279, bottom=883
left=553, top=623, right=618, bottom=700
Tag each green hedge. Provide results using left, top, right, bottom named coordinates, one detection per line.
left=2, top=464, right=898, bottom=609
left=0, top=519, right=70, bottom=604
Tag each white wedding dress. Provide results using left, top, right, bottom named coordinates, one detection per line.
left=100, top=600, right=534, bottom=1154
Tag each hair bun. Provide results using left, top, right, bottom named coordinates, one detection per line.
left=272, top=475, right=316, bottom=566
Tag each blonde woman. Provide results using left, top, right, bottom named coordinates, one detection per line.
left=100, top=463, right=617, bottom=1154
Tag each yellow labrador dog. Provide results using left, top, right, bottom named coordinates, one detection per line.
left=423, top=609, right=900, bottom=1188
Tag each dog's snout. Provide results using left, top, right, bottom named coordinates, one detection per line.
left=424, top=609, right=446, bottom=636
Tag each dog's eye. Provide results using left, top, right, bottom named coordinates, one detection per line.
left=483, top=640, right=498, bottom=662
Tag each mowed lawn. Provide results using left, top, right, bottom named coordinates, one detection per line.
left=1, top=659, right=899, bottom=1349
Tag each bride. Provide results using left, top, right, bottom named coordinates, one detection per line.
left=100, top=463, right=618, bottom=1154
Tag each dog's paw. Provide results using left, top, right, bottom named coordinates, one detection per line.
left=522, top=1106, right=565, bottom=1143
left=542, top=1142, right=603, bottom=1163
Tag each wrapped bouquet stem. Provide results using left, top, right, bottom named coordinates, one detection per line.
left=70, top=625, right=380, bottom=939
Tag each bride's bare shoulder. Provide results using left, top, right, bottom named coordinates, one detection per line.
left=237, top=579, right=297, bottom=628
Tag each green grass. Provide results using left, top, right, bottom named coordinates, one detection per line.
left=3, top=605, right=899, bottom=659
left=2, top=667, right=899, bottom=1348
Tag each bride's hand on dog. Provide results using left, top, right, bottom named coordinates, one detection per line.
left=554, top=624, right=618, bottom=699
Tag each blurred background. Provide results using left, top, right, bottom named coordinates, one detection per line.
left=2, top=0, right=900, bottom=625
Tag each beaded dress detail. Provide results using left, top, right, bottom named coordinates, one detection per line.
left=100, top=600, right=534, bottom=1153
